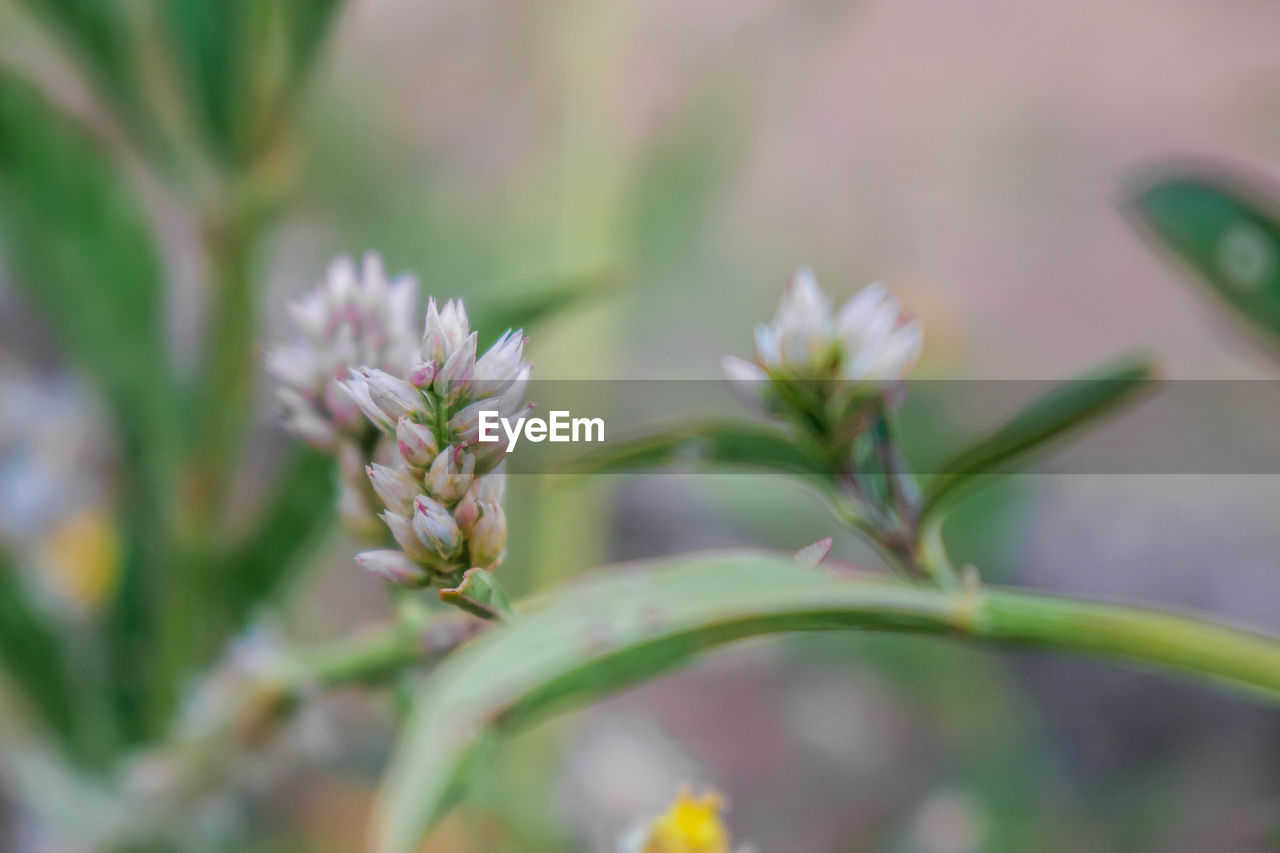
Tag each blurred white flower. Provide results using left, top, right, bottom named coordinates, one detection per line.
left=265, top=254, right=419, bottom=451
left=724, top=268, right=922, bottom=417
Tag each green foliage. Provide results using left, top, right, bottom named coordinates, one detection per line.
left=15, top=0, right=139, bottom=117
left=1130, top=169, right=1280, bottom=347
left=919, top=356, right=1156, bottom=526
left=471, top=269, right=614, bottom=344
left=0, top=552, right=78, bottom=752
left=563, top=420, right=835, bottom=483
left=0, top=74, right=170, bottom=427
left=162, top=0, right=345, bottom=165
left=225, top=448, right=336, bottom=625
left=375, top=550, right=1280, bottom=852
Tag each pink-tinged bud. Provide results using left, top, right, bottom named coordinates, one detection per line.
left=266, top=252, right=419, bottom=444
left=474, top=470, right=506, bottom=503
left=452, top=489, right=481, bottom=535
left=425, top=446, right=475, bottom=505
left=396, top=418, right=438, bottom=468
left=721, top=355, right=769, bottom=414
left=468, top=501, right=506, bottom=568
left=413, top=495, right=461, bottom=559
left=356, top=549, right=431, bottom=587
left=366, top=463, right=419, bottom=516
left=447, top=397, right=492, bottom=444
left=359, top=368, right=423, bottom=421
left=408, top=361, right=436, bottom=388
left=473, top=328, right=527, bottom=384
left=380, top=511, right=435, bottom=563
left=339, top=372, right=395, bottom=432
left=421, top=299, right=445, bottom=365
left=432, top=332, right=477, bottom=403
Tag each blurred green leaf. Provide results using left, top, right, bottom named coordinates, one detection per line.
left=225, top=447, right=335, bottom=625
left=16, top=0, right=136, bottom=107
left=0, top=551, right=78, bottom=753
left=0, top=74, right=175, bottom=745
left=0, top=74, right=169, bottom=420
left=375, top=552, right=906, bottom=851
left=471, top=269, right=614, bottom=342
left=162, top=0, right=344, bottom=164
left=161, top=0, right=243, bottom=160
left=627, top=103, right=741, bottom=272
left=560, top=420, right=834, bottom=484
left=374, top=549, right=1280, bottom=851
left=1130, top=170, right=1280, bottom=346
left=919, top=356, right=1155, bottom=526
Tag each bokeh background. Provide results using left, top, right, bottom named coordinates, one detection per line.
left=4, top=0, right=1280, bottom=850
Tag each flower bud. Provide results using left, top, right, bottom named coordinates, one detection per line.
left=366, top=463, right=418, bottom=516
left=421, top=298, right=471, bottom=365
left=413, top=495, right=461, bottom=560
left=474, top=470, right=506, bottom=503
left=356, top=549, right=431, bottom=587
left=473, top=329, right=527, bottom=387
left=452, top=489, right=481, bottom=535
left=380, top=511, right=435, bottom=564
left=468, top=501, right=506, bottom=568
left=359, top=368, right=423, bottom=422
left=720, top=355, right=768, bottom=414
left=425, top=446, right=475, bottom=505
left=408, top=361, right=436, bottom=389
left=433, top=332, right=477, bottom=403
left=339, top=372, right=395, bottom=432
left=266, top=252, right=418, bottom=444
left=396, top=418, right=438, bottom=468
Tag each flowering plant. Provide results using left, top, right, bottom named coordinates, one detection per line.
left=3, top=3, right=1280, bottom=852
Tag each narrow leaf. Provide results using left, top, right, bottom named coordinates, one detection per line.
left=1130, top=169, right=1280, bottom=346
left=561, top=420, right=833, bottom=483
left=373, top=550, right=1280, bottom=851
left=0, top=551, right=77, bottom=749
left=225, top=448, right=336, bottom=625
left=920, top=356, right=1155, bottom=525
left=471, top=269, right=614, bottom=342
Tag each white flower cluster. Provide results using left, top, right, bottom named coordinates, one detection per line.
left=266, top=255, right=420, bottom=451
left=267, top=254, right=530, bottom=587
left=722, top=267, right=922, bottom=414
left=342, top=297, right=531, bottom=587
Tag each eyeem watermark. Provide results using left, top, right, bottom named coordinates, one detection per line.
left=478, top=410, right=605, bottom=451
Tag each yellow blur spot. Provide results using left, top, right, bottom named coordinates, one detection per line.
left=641, top=789, right=730, bottom=853
left=38, top=508, right=119, bottom=612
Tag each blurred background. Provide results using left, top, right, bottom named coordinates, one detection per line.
left=4, top=0, right=1280, bottom=850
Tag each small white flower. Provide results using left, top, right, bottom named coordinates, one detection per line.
left=733, top=268, right=921, bottom=384
left=266, top=253, right=419, bottom=450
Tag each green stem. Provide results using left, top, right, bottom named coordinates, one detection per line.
left=153, top=200, right=264, bottom=731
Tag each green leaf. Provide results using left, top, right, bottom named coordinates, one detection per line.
left=16, top=0, right=137, bottom=107
left=0, top=74, right=169, bottom=421
left=471, top=269, right=615, bottom=342
left=439, top=568, right=513, bottom=621
left=919, top=356, right=1155, bottom=525
left=373, top=550, right=1280, bottom=851
left=0, top=75, right=175, bottom=746
left=0, top=552, right=77, bottom=750
left=561, top=420, right=832, bottom=483
left=225, top=448, right=336, bottom=626
left=1130, top=170, right=1280, bottom=345
left=162, top=0, right=345, bottom=164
